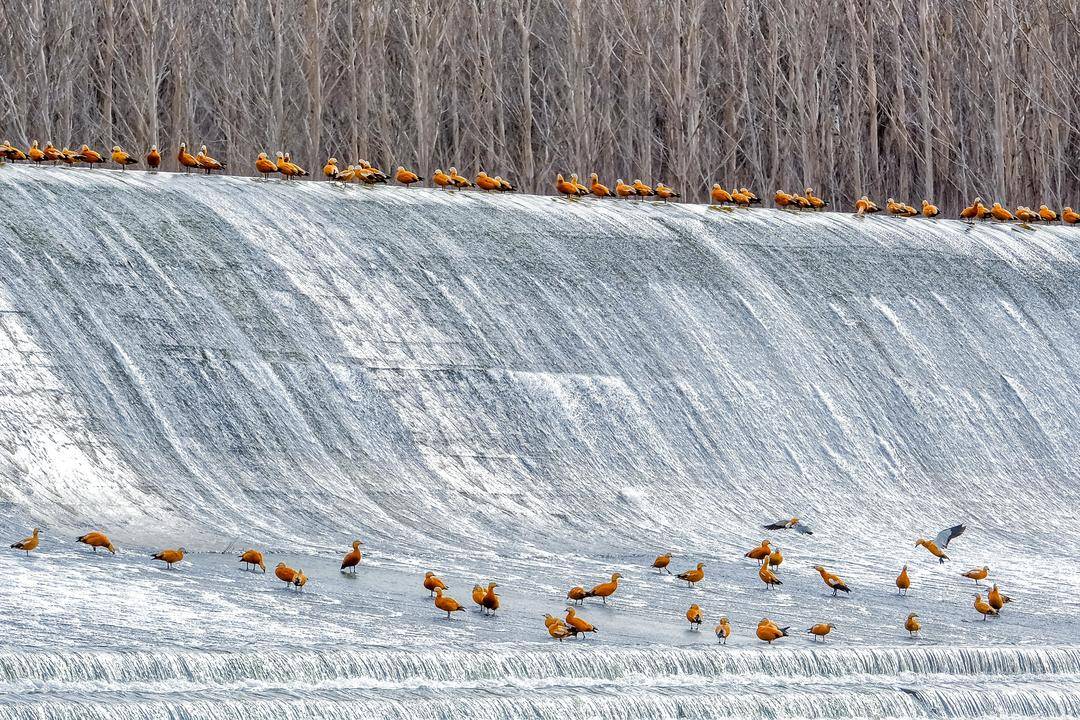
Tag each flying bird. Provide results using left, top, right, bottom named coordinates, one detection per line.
left=915, top=524, right=965, bottom=563
left=763, top=518, right=813, bottom=535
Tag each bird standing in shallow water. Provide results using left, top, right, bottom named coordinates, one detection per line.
left=585, top=573, right=622, bottom=604
left=973, top=593, right=997, bottom=620
left=759, top=560, right=782, bottom=590
left=988, top=584, right=1011, bottom=613
left=481, top=582, right=500, bottom=615
left=905, top=613, right=921, bottom=637
left=676, top=562, right=705, bottom=588
left=566, top=586, right=587, bottom=605
left=77, top=531, right=115, bottom=554
left=152, top=547, right=186, bottom=569
left=962, top=566, right=989, bottom=585
left=239, top=549, right=265, bottom=572
left=10, top=528, right=40, bottom=556
left=423, top=571, right=448, bottom=597
left=471, top=584, right=486, bottom=610
left=652, top=553, right=672, bottom=574
left=146, top=145, right=161, bottom=169
left=807, top=623, right=834, bottom=642
left=340, top=540, right=364, bottom=573
left=434, top=587, right=465, bottom=619
left=813, top=565, right=850, bottom=596
left=274, top=562, right=298, bottom=588
left=715, top=616, right=731, bottom=644
left=686, top=604, right=703, bottom=630
left=565, top=607, right=598, bottom=637
left=756, top=618, right=789, bottom=644
left=745, top=539, right=772, bottom=565
left=896, top=565, right=910, bottom=595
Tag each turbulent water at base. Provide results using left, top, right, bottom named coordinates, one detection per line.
left=0, top=164, right=1078, bottom=718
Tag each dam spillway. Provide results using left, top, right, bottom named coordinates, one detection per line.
left=0, top=163, right=1078, bottom=718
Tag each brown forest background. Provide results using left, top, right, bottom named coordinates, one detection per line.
left=2, top=0, right=1079, bottom=207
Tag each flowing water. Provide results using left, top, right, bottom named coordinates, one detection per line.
left=0, top=164, right=1077, bottom=718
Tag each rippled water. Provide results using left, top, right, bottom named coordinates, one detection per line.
left=0, top=164, right=1077, bottom=718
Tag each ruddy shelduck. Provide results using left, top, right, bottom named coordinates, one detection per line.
left=566, top=586, right=587, bottom=605
left=177, top=143, right=201, bottom=171
left=196, top=145, right=225, bottom=174
left=905, top=613, right=921, bottom=637
left=111, top=146, right=137, bottom=169
left=448, top=167, right=471, bottom=189
left=990, top=203, right=1014, bottom=222
left=293, top=568, right=308, bottom=590
left=322, top=157, right=339, bottom=179
left=896, top=565, right=910, bottom=595
left=255, top=152, right=278, bottom=179
left=744, top=540, right=772, bottom=564
left=585, top=573, right=622, bottom=604
left=715, top=616, right=731, bottom=644
left=768, top=546, right=783, bottom=569
left=759, top=561, right=782, bottom=590
left=710, top=184, right=733, bottom=205
left=1063, top=207, right=1080, bottom=224
left=395, top=166, right=420, bottom=186
left=475, top=171, right=500, bottom=192
left=340, top=540, right=364, bottom=573
left=1015, top=206, right=1039, bottom=223
left=1039, top=205, right=1058, bottom=222
left=652, top=553, right=672, bottom=574
left=42, top=142, right=62, bottom=164
left=632, top=179, right=654, bottom=199
left=916, top=524, right=965, bottom=563
left=961, top=566, right=989, bottom=585
left=146, top=145, right=161, bottom=169
left=655, top=183, right=680, bottom=201
left=28, top=140, right=45, bottom=163
left=433, top=587, right=465, bottom=619
left=959, top=198, right=980, bottom=220
left=545, top=614, right=573, bottom=641
left=424, top=571, right=448, bottom=597
left=152, top=547, right=186, bottom=569
left=589, top=173, right=612, bottom=198
left=922, top=200, right=939, bottom=218
left=481, top=582, right=500, bottom=615
left=10, top=528, right=40, bottom=556
left=813, top=565, right=850, bottom=596
left=756, top=618, right=789, bottom=644
left=807, top=623, right=834, bottom=642
left=615, top=179, right=634, bottom=199
left=988, top=583, right=1011, bottom=612
left=77, top=145, right=105, bottom=166
left=555, top=173, right=579, bottom=199
left=565, top=606, right=598, bottom=636
left=805, top=188, right=827, bottom=210
left=274, top=562, right=298, bottom=587
left=76, top=531, right=115, bottom=554
left=686, top=604, right=703, bottom=630
left=973, top=593, right=997, bottom=620
left=471, top=584, right=486, bottom=609
left=239, top=549, right=265, bottom=572
left=765, top=517, right=813, bottom=534
left=432, top=169, right=451, bottom=189
left=676, top=562, right=705, bottom=588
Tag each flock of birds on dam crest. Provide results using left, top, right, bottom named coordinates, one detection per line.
left=10, top=520, right=1015, bottom=644
left=3, top=139, right=1080, bottom=225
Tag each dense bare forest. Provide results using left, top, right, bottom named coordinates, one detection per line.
left=1, top=0, right=1078, bottom=207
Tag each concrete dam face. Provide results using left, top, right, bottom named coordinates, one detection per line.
left=0, top=165, right=1077, bottom=554
left=2, top=165, right=1080, bottom=718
